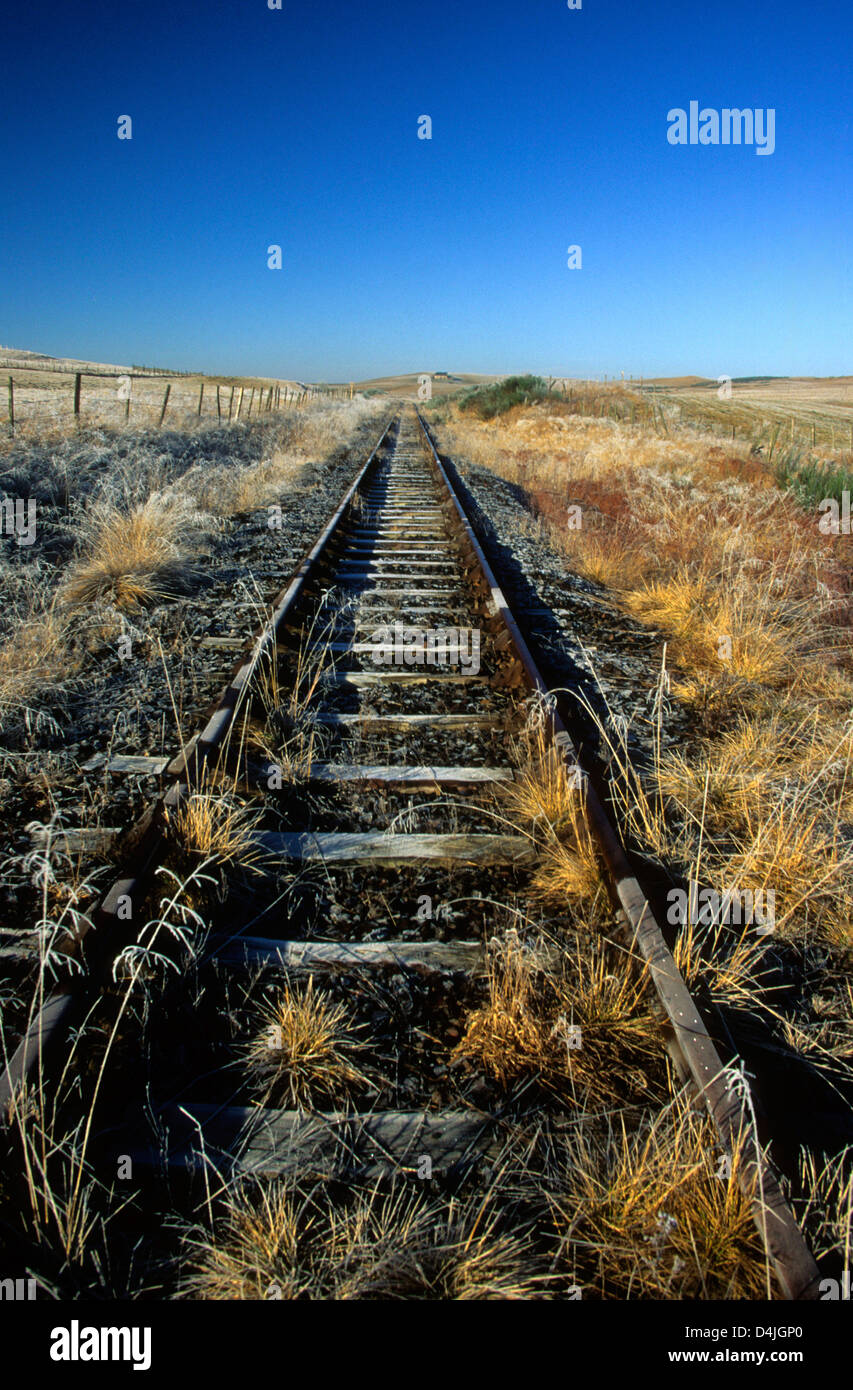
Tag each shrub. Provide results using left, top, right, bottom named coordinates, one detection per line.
left=459, top=376, right=550, bottom=420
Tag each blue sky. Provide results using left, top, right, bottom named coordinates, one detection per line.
left=1, top=0, right=850, bottom=380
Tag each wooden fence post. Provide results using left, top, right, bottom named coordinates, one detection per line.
left=228, top=386, right=235, bottom=421
left=198, top=383, right=204, bottom=417
left=158, top=383, right=171, bottom=426
left=247, top=387, right=255, bottom=416
left=7, top=376, right=14, bottom=432
left=216, top=385, right=221, bottom=420
left=73, top=372, right=82, bottom=420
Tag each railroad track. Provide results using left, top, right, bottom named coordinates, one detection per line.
left=0, top=409, right=822, bottom=1300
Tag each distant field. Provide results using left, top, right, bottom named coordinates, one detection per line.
left=353, top=371, right=500, bottom=399
left=649, top=376, right=853, bottom=451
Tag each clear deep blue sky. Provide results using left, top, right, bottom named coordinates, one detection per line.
left=1, top=0, right=850, bottom=380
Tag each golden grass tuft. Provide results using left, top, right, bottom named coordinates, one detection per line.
left=569, top=533, right=649, bottom=590
left=61, top=493, right=210, bottom=610
left=182, top=1181, right=544, bottom=1300
left=248, top=976, right=369, bottom=1107
left=529, top=832, right=604, bottom=912
left=452, top=931, right=662, bottom=1105
left=505, top=713, right=604, bottom=915
left=549, top=1101, right=770, bottom=1299
left=166, top=792, right=267, bottom=872
left=720, top=796, right=853, bottom=945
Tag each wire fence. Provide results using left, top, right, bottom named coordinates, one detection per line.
left=3, top=367, right=355, bottom=434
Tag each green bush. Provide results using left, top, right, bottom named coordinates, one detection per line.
left=458, top=375, right=550, bottom=420
left=773, top=451, right=853, bottom=510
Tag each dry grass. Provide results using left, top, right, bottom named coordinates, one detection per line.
left=720, top=795, right=853, bottom=946
left=0, top=597, right=75, bottom=735
left=529, top=832, right=604, bottom=913
left=570, top=532, right=649, bottom=589
left=166, top=791, right=267, bottom=872
left=252, top=600, right=342, bottom=782
left=61, top=492, right=212, bottom=610
left=672, top=913, right=775, bottom=1013
left=505, top=709, right=605, bottom=916
left=657, top=710, right=853, bottom=947
left=181, top=1180, right=544, bottom=1300
left=548, top=1099, right=771, bottom=1299
left=798, top=1149, right=853, bottom=1268
left=452, top=930, right=663, bottom=1106
left=622, top=559, right=818, bottom=690
left=182, top=449, right=306, bottom=516
left=657, top=714, right=804, bottom=832
left=247, top=977, right=370, bottom=1107
left=0, top=846, right=221, bottom=1296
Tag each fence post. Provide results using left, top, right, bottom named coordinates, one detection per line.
left=247, top=387, right=255, bottom=416
left=73, top=372, right=82, bottom=420
left=198, top=382, right=204, bottom=417
left=216, top=385, right=221, bottom=420
left=228, top=386, right=235, bottom=421
left=7, top=376, right=14, bottom=432
left=158, top=383, right=171, bottom=426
